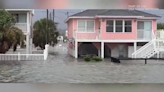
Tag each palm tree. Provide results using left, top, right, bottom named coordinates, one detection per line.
left=33, top=18, right=59, bottom=49
left=0, top=10, right=25, bottom=53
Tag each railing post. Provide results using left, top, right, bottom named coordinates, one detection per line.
left=18, top=53, right=20, bottom=61
left=44, top=50, right=46, bottom=60
left=44, top=44, right=49, bottom=60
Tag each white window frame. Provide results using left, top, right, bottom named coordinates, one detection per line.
left=77, top=20, right=95, bottom=33
left=106, top=20, right=132, bottom=33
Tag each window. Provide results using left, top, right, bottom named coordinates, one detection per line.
left=78, top=20, right=85, bottom=32
left=116, top=20, right=123, bottom=32
left=125, top=21, right=132, bottom=32
left=12, top=13, right=27, bottom=23
left=106, top=20, right=113, bottom=32
left=77, top=20, right=94, bottom=32
left=87, top=21, right=94, bottom=32
left=106, top=20, right=132, bottom=33
left=137, top=21, right=144, bottom=29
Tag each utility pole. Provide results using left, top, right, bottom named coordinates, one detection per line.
left=53, top=9, right=55, bottom=22
left=50, top=12, right=52, bottom=20
left=46, top=9, right=49, bottom=44
left=66, top=12, right=69, bottom=18
left=47, top=9, right=49, bottom=20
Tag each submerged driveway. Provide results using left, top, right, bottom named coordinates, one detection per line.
left=1, top=43, right=164, bottom=83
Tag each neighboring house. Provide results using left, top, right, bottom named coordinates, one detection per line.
left=65, top=30, right=68, bottom=37
left=57, top=36, right=64, bottom=41
left=66, top=9, right=162, bottom=59
left=6, top=9, right=34, bottom=54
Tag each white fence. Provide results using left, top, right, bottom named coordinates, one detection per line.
left=53, top=44, right=67, bottom=52
left=69, top=48, right=75, bottom=57
left=0, top=45, right=49, bottom=61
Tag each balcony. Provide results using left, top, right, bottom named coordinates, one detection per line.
left=74, top=30, right=101, bottom=41
left=137, top=30, right=153, bottom=40
left=14, top=23, right=27, bottom=34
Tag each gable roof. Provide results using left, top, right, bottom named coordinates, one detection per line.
left=71, top=9, right=160, bottom=17
left=65, top=9, right=161, bottom=22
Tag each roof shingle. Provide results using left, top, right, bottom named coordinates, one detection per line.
left=71, top=9, right=160, bottom=17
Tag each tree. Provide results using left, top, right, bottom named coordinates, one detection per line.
left=157, top=23, right=164, bottom=30
left=33, top=18, right=59, bottom=49
left=0, top=10, right=25, bottom=53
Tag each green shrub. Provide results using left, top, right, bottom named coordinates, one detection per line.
left=84, top=55, right=91, bottom=62
left=93, top=56, right=103, bottom=62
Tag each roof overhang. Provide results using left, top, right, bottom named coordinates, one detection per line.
left=5, top=9, right=34, bottom=15
left=95, top=15, right=144, bottom=18
left=65, top=16, right=95, bottom=23
left=65, top=16, right=161, bottom=23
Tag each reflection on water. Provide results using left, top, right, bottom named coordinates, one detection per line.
left=1, top=84, right=164, bottom=92
left=1, top=43, right=164, bottom=83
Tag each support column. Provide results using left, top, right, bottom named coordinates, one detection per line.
left=101, top=42, right=104, bottom=58
left=26, top=34, right=30, bottom=54
left=98, top=49, right=101, bottom=57
left=26, top=12, right=30, bottom=54
left=75, top=41, right=78, bottom=58
left=157, top=52, right=160, bottom=58
left=134, top=42, right=137, bottom=58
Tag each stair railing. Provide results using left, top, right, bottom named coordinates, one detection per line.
left=132, top=30, right=156, bottom=58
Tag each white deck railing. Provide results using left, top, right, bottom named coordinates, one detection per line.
left=74, top=30, right=101, bottom=40
left=137, top=30, right=152, bottom=40
left=132, top=30, right=164, bottom=58
left=0, top=54, right=44, bottom=61
left=132, top=30, right=156, bottom=58
left=14, top=23, right=27, bottom=34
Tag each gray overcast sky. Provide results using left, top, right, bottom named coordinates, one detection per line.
left=33, top=9, right=164, bottom=30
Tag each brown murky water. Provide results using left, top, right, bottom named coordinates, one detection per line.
left=1, top=43, right=164, bottom=83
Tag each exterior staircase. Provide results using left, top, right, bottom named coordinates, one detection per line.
left=132, top=30, right=164, bottom=58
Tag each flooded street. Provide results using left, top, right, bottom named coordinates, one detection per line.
left=1, top=43, right=164, bottom=83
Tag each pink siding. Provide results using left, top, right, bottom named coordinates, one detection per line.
left=67, top=19, right=73, bottom=54
left=73, top=18, right=100, bottom=39
left=68, top=19, right=73, bottom=39
left=101, top=19, right=137, bottom=40
left=68, top=18, right=157, bottom=40
left=153, top=19, right=157, bottom=33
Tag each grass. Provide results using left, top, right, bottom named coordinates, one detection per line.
left=84, top=55, right=103, bottom=62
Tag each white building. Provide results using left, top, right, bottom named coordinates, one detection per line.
left=6, top=9, right=34, bottom=54
left=57, top=36, right=64, bottom=41
left=65, top=30, right=68, bottom=37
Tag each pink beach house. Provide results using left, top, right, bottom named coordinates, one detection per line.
left=66, top=9, right=161, bottom=59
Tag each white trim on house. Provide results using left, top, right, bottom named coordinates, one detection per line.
left=65, top=16, right=95, bottom=22
left=65, top=16, right=161, bottom=23
left=95, top=16, right=144, bottom=18
left=76, top=39, right=151, bottom=43
left=5, top=9, right=34, bottom=15
left=137, top=17, right=161, bottom=19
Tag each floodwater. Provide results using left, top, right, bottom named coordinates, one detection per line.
left=1, top=43, right=164, bottom=83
